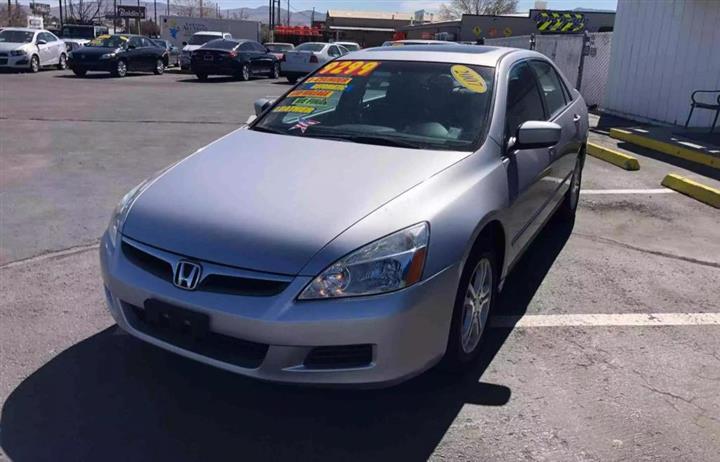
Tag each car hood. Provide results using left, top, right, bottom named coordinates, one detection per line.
left=72, top=46, right=121, bottom=57
left=0, top=42, right=31, bottom=52
left=122, top=129, right=469, bottom=275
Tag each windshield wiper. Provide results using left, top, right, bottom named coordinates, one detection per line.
left=251, top=125, right=286, bottom=135
left=301, top=132, right=422, bottom=149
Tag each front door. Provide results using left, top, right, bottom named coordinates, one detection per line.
left=504, top=61, right=558, bottom=253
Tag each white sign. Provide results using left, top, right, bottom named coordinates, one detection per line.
left=27, top=16, right=44, bottom=29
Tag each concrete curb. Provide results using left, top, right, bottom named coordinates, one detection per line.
left=661, top=174, right=720, bottom=208
left=587, top=142, right=640, bottom=170
left=610, top=128, right=720, bottom=170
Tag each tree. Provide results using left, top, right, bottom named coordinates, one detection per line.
left=231, top=8, right=249, bottom=20
left=1, top=2, right=28, bottom=27
left=141, top=19, right=160, bottom=36
left=66, top=0, right=105, bottom=24
left=438, top=0, right=518, bottom=20
left=174, top=0, right=218, bottom=18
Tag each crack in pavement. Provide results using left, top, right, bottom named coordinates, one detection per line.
left=574, top=232, right=720, bottom=269
left=0, top=242, right=100, bottom=269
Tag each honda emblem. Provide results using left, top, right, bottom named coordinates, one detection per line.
left=174, top=260, right=202, bottom=290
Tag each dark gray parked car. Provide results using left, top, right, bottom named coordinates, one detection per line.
left=100, top=45, right=588, bottom=387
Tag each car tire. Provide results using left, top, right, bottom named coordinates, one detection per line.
left=72, top=69, right=86, bottom=77
left=57, top=53, right=67, bottom=70
left=196, top=73, right=207, bottom=81
left=29, top=55, right=40, bottom=73
left=287, top=76, right=298, bottom=84
left=270, top=62, right=280, bottom=79
left=237, top=63, right=250, bottom=81
left=557, top=151, right=584, bottom=222
left=154, top=59, right=164, bottom=75
left=441, top=244, right=498, bottom=372
left=112, top=59, right=127, bottom=78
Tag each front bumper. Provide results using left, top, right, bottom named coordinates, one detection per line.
left=100, top=233, right=459, bottom=386
left=68, top=58, right=116, bottom=72
left=0, top=54, right=31, bottom=69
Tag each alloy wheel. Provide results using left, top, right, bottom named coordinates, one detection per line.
left=242, top=64, right=250, bottom=81
left=117, top=60, right=127, bottom=77
left=460, top=257, right=493, bottom=354
left=155, top=59, right=164, bottom=75
left=272, top=63, right=280, bottom=79
left=30, top=55, right=40, bottom=73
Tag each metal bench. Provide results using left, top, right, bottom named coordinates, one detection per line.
left=685, top=90, right=720, bottom=133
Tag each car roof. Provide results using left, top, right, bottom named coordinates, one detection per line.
left=1, top=27, right=41, bottom=33
left=265, top=42, right=293, bottom=45
left=342, top=45, right=534, bottom=67
left=195, top=31, right=225, bottom=35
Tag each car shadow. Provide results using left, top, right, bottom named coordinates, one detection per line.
left=175, top=76, right=272, bottom=83
left=613, top=141, right=720, bottom=181
left=54, top=73, right=150, bottom=79
left=0, top=215, right=573, bottom=462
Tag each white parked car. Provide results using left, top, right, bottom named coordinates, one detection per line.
left=180, top=31, right=232, bottom=71
left=0, top=27, right=67, bottom=72
left=280, top=42, right=349, bottom=83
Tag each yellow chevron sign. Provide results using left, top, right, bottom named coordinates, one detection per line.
left=535, top=10, right=584, bottom=33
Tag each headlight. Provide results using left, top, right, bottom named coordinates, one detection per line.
left=100, top=52, right=116, bottom=59
left=107, top=181, right=148, bottom=248
left=298, top=222, right=429, bottom=300
left=10, top=49, right=27, bottom=56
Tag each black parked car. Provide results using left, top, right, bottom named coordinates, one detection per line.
left=191, top=38, right=280, bottom=81
left=68, top=34, right=166, bottom=77
left=151, top=38, right=180, bottom=68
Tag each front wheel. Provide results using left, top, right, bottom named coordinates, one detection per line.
left=442, top=246, right=497, bottom=371
left=287, top=75, right=297, bottom=84
left=196, top=73, right=207, bottom=81
left=112, top=59, right=127, bottom=77
left=57, top=53, right=67, bottom=70
left=154, top=59, right=164, bottom=75
left=29, top=55, right=40, bottom=73
left=269, top=62, right=280, bottom=79
left=72, top=69, right=86, bottom=77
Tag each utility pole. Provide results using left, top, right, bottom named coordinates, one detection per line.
left=153, top=0, right=157, bottom=24
left=59, top=0, right=64, bottom=28
left=112, top=0, right=116, bottom=33
left=276, top=0, right=280, bottom=28
left=287, top=0, right=289, bottom=26
left=7, top=0, right=11, bottom=26
left=199, top=0, right=203, bottom=17
left=311, top=6, right=314, bottom=25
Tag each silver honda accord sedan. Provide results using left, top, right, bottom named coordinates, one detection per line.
left=100, top=45, right=588, bottom=386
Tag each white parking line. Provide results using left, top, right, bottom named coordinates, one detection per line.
left=491, top=313, right=720, bottom=328
left=581, top=189, right=675, bottom=195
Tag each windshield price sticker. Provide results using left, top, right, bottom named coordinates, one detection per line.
left=293, top=97, right=329, bottom=108
left=307, top=76, right=352, bottom=84
left=310, top=83, right=348, bottom=91
left=288, top=89, right=335, bottom=98
left=317, top=61, right=380, bottom=77
left=273, top=105, right=315, bottom=114
left=450, top=65, right=487, bottom=93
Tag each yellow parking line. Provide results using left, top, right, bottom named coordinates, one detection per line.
left=610, top=128, right=719, bottom=170
left=661, top=173, right=720, bottom=208
left=587, top=142, right=640, bottom=170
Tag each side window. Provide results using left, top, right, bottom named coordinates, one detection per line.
left=254, top=42, right=265, bottom=52
left=505, top=62, right=546, bottom=138
left=139, top=38, right=150, bottom=47
left=328, top=46, right=340, bottom=57
left=529, top=60, right=568, bottom=118
left=128, top=37, right=142, bottom=48
left=38, top=32, right=51, bottom=43
left=239, top=42, right=252, bottom=51
left=43, top=32, right=58, bottom=42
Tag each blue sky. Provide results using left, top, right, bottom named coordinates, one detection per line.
left=195, top=0, right=617, bottom=14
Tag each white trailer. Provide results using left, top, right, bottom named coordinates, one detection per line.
left=159, top=16, right=261, bottom=49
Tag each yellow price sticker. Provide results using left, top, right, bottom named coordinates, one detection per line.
left=450, top=65, right=487, bottom=94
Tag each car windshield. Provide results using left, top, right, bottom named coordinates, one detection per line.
left=61, top=25, right=95, bottom=39
left=295, top=43, right=324, bottom=52
left=252, top=60, right=495, bottom=152
left=0, top=30, right=34, bottom=43
left=266, top=43, right=293, bottom=52
left=189, top=34, right=220, bottom=45
left=88, top=35, right=127, bottom=47
left=201, top=39, right=237, bottom=50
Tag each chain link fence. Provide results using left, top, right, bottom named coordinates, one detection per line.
left=486, top=32, right=613, bottom=108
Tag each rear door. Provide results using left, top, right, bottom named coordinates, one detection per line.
left=503, top=61, right=558, bottom=252
left=44, top=32, right=64, bottom=63
left=326, top=45, right=342, bottom=63
left=528, top=60, right=580, bottom=190
left=36, top=32, right=53, bottom=65
left=125, top=37, right=144, bottom=71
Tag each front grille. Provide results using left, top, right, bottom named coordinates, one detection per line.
left=122, top=241, right=173, bottom=281
left=122, top=302, right=269, bottom=369
left=304, top=345, right=373, bottom=369
left=201, top=274, right=288, bottom=296
left=0, top=52, right=8, bottom=57
left=121, top=240, right=289, bottom=296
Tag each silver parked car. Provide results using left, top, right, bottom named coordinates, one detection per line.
left=100, top=45, right=588, bottom=387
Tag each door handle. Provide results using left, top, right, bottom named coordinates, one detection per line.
left=573, top=114, right=581, bottom=123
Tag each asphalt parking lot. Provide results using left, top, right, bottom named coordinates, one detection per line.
left=1, top=69, right=719, bottom=461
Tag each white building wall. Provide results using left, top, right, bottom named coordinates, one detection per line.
left=604, top=0, right=720, bottom=127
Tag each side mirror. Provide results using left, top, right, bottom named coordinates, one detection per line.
left=512, top=121, right=561, bottom=150
left=182, top=41, right=187, bottom=46
left=254, top=97, right=276, bottom=116
left=36, top=39, right=47, bottom=45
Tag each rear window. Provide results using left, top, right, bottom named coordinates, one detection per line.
left=189, top=34, right=220, bottom=45
left=340, top=43, right=360, bottom=51
left=202, top=39, right=237, bottom=50
left=266, top=43, right=293, bottom=52
left=295, top=43, right=324, bottom=52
